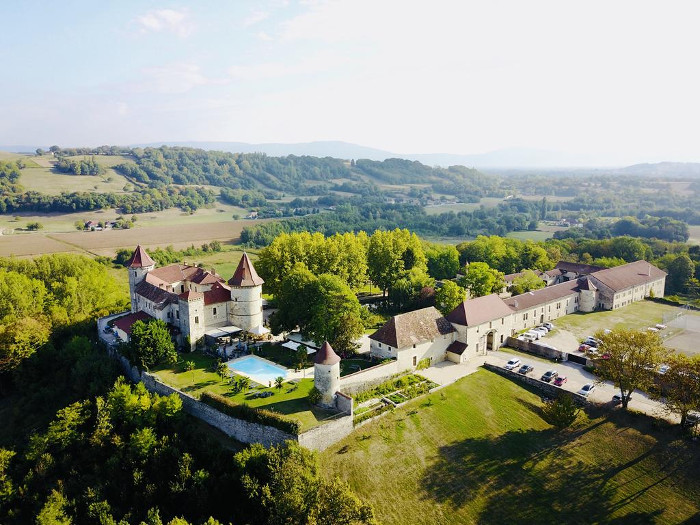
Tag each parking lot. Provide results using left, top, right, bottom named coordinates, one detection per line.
left=484, top=349, right=668, bottom=418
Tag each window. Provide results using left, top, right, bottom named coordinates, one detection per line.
left=500, top=334, right=504, bottom=343
left=213, top=307, right=217, bottom=316
left=413, top=356, right=417, bottom=366
left=413, top=344, right=416, bottom=348
left=489, top=322, right=492, bottom=329
left=378, top=343, right=382, bottom=348
left=176, top=311, right=179, bottom=319
left=194, top=316, right=199, bottom=324
left=501, top=318, right=504, bottom=325
left=180, top=285, right=184, bottom=293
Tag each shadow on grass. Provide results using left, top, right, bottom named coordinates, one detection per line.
left=181, top=380, right=217, bottom=392
left=419, top=425, right=671, bottom=524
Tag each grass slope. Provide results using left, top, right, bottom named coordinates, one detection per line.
left=321, top=369, right=700, bottom=524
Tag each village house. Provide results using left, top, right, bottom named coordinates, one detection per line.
left=370, top=260, right=667, bottom=369
left=119, top=245, right=265, bottom=349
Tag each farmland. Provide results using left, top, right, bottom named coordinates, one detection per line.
left=321, top=369, right=700, bottom=524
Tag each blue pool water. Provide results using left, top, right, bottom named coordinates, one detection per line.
left=227, top=355, right=288, bottom=385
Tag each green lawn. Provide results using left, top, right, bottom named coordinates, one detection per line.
left=555, top=300, right=699, bottom=341
left=152, top=351, right=335, bottom=431
left=321, top=368, right=700, bottom=524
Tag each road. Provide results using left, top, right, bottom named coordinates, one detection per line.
left=484, top=349, right=670, bottom=419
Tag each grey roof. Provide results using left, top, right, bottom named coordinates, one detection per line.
left=554, top=261, right=605, bottom=275
left=370, top=306, right=455, bottom=349
left=589, top=260, right=666, bottom=292
left=134, top=280, right=178, bottom=309
left=446, top=341, right=468, bottom=355
left=445, top=294, right=514, bottom=327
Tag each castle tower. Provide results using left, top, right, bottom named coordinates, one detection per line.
left=127, top=245, right=155, bottom=312
left=178, top=290, right=205, bottom=351
left=314, top=341, right=341, bottom=409
left=227, top=252, right=264, bottom=331
left=577, top=277, right=597, bottom=313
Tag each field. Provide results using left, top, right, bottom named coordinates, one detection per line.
left=555, top=300, right=700, bottom=355
left=321, top=369, right=700, bottom=524
left=423, top=197, right=503, bottom=216
left=152, top=351, right=335, bottom=431
left=0, top=217, right=259, bottom=257
left=506, top=222, right=567, bottom=242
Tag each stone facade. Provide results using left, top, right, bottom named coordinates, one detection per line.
left=125, top=246, right=264, bottom=350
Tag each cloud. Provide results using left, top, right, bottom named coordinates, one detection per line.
left=243, top=10, right=270, bottom=27
left=134, top=63, right=227, bottom=94
left=228, top=51, right=346, bottom=81
left=134, top=9, right=194, bottom=38
left=257, top=31, right=273, bottom=41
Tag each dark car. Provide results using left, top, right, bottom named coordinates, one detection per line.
left=518, top=364, right=534, bottom=375
left=541, top=370, right=558, bottom=382
left=553, top=376, right=567, bottom=387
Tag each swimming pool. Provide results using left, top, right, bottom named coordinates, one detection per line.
left=227, top=355, right=288, bottom=386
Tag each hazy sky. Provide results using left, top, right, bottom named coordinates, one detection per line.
left=1, top=1, right=699, bottom=160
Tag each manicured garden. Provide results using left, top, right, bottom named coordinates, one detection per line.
left=321, top=368, right=700, bottom=524
left=151, top=351, right=336, bottom=431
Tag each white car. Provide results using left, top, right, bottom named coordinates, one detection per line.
left=533, top=327, right=548, bottom=335
left=543, top=322, right=555, bottom=330
left=504, top=358, right=522, bottom=370
left=525, top=330, right=542, bottom=340
left=578, top=383, right=596, bottom=397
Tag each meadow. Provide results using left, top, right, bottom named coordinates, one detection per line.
left=321, top=369, right=700, bottom=524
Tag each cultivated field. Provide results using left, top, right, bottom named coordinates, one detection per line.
left=0, top=219, right=258, bottom=257
left=321, top=369, right=700, bottom=524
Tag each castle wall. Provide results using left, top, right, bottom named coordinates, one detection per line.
left=315, top=362, right=340, bottom=408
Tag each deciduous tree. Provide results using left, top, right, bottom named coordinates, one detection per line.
left=459, top=262, right=505, bottom=298
left=435, top=280, right=465, bottom=315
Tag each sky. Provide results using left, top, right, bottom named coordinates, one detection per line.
left=1, top=0, right=700, bottom=162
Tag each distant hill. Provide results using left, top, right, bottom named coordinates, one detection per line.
left=610, top=162, right=700, bottom=178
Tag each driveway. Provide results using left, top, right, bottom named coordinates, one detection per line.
left=484, top=349, right=670, bottom=419
left=419, top=359, right=482, bottom=386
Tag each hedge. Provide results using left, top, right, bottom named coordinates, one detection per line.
left=200, top=391, right=302, bottom=435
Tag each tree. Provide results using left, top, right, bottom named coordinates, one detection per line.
left=459, top=262, right=505, bottom=298
left=593, top=329, right=669, bottom=409
left=650, top=353, right=700, bottom=428
left=509, top=270, right=546, bottom=295
left=435, top=280, right=465, bottom=315
left=216, top=362, right=229, bottom=383
left=126, top=319, right=177, bottom=370
left=26, top=222, right=43, bottom=231
left=238, top=375, right=251, bottom=393
left=296, top=345, right=308, bottom=371
left=425, top=243, right=460, bottom=280
left=667, top=254, right=695, bottom=294
left=275, top=376, right=284, bottom=390
left=367, top=229, right=426, bottom=295
left=0, top=316, right=51, bottom=372
left=542, top=393, right=580, bottom=429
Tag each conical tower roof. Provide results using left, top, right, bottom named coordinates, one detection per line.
left=127, top=245, right=155, bottom=268
left=228, top=252, right=264, bottom=287
left=314, top=341, right=341, bottom=365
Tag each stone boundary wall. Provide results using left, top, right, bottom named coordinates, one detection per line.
left=107, top=346, right=354, bottom=450
left=483, top=363, right=588, bottom=406
left=506, top=337, right=565, bottom=360
left=339, top=360, right=402, bottom=395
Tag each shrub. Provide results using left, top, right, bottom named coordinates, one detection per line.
left=416, top=358, right=431, bottom=370
left=308, top=386, right=322, bottom=405
left=542, top=394, right=580, bottom=430
left=200, top=391, right=301, bottom=435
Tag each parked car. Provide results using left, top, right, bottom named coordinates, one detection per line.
left=578, top=383, right=596, bottom=397
left=655, top=324, right=667, bottom=330
left=518, top=364, right=534, bottom=375
left=525, top=330, right=542, bottom=340
left=532, top=327, right=548, bottom=336
left=578, top=343, right=591, bottom=352
left=658, top=364, right=670, bottom=375
left=612, top=393, right=628, bottom=405
left=535, top=325, right=549, bottom=333
left=504, top=358, right=521, bottom=370
left=553, top=376, right=567, bottom=387
left=521, top=333, right=538, bottom=342
left=543, top=322, right=555, bottom=330
left=541, top=370, right=558, bottom=382
left=583, top=337, right=600, bottom=347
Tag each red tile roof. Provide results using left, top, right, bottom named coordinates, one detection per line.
left=204, top=283, right=231, bottom=305
left=445, top=294, right=514, bottom=327
left=370, top=306, right=455, bottom=349
left=314, top=341, right=341, bottom=365
left=113, top=311, right=153, bottom=335
left=228, top=252, right=264, bottom=287
left=126, top=245, right=155, bottom=268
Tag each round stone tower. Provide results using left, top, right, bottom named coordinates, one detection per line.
left=227, top=252, right=265, bottom=331
left=314, top=341, right=341, bottom=409
left=127, top=245, right=155, bottom=312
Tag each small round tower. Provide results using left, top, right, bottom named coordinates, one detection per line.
left=314, top=341, right=341, bottom=409
left=127, top=245, right=155, bottom=312
left=227, top=252, right=264, bottom=331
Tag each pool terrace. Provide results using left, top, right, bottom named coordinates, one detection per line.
left=151, top=350, right=337, bottom=431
